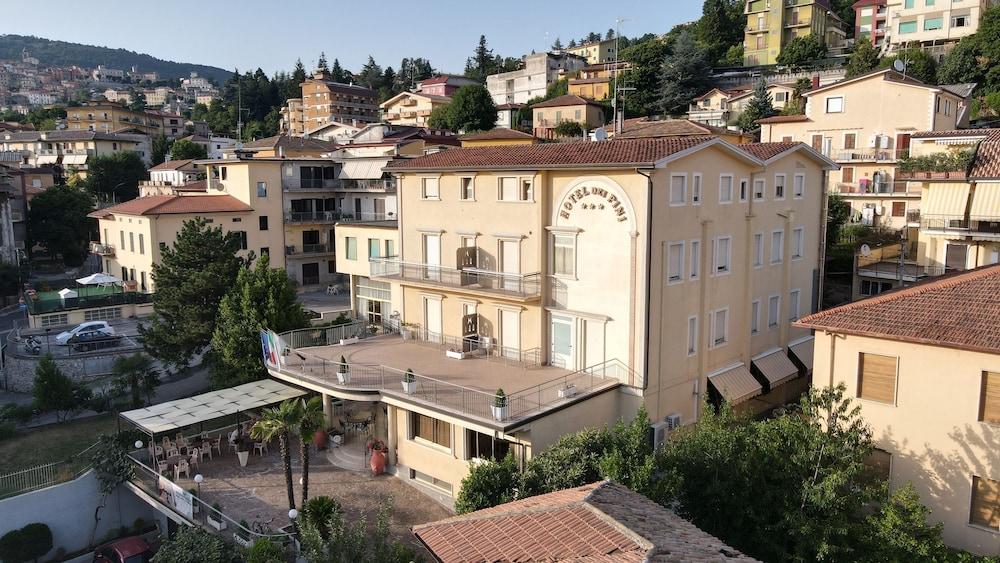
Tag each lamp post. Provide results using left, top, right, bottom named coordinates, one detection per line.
left=288, top=508, right=299, bottom=542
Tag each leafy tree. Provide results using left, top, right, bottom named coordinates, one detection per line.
left=861, top=483, right=950, bottom=562
left=698, top=0, right=744, bottom=63
left=330, top=58, right=349, bottom=83
left=737, top=79, right=777, bottom=132
left=781, top=77, right=812, bottom=115
left=846, top=40, right=881, bottom=78
left=455, top=453, right=519, bottom=514
left=26, top=184, right=93, bottom=266
left=776, top=34, right=827, bottom=67
left=140, top=218, right=244, bottom=369
left=300, top=496, right=341, bottom=541
left=151, top=134, right=171, bottom=166
left=128, top=89, right=147, bottom=111
left=251, top=400, right=302, bottom=511
left=620, top=37, right=670, bottom=117
left=246, top=539, right=284, bottom=563
left=720, top=44, right=744, bottom=67
left=83, top=151, right=148, bottom=202
left=937, top=37, right=985, bottom=85
left=554, top=120, right=586, bottom=137
left=111, top=353, right=159, bottom=408
left=169, top=139, right=207, bottom=161
left=32, top=355, right=90, bottom=421
left=657, top=32, right=711, bottom=116
left=296, top=397, right=325, bottom=502
left=568, top=39, right=578, bottom=48
left=879, top=47, right=937, bottom=84
left=0, top=522, right=53, bottom=563
left=606, top=28, right=616, bottom=40
left=152, top=526, right=238, bottom=563
left=210, top=254, right=308, bottom=387
left=827, top=194, right=852, bottom=250
left=357, top=55, right=384, bottom=91
left=425, top=84, right=497, bottom=133
left=298, top=499, right=416, bottom=563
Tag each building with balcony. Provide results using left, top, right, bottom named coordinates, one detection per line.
left=174, top=134, right=236, bottom=159
left=742, top=0, right=847, bottom=66
left=486, top=52, right=587, bottom=107
left=269, top=137, right=836, bottom=503
left=567, top=62, right=631, bottom=101
left=884, top=0, right=990, bottom=59
left=379, top=92, right=450, bottom=127
left=0, top=130, right=145, bottom=178
left=531, top=95, right=606, bottom=139
left=564, top=38, right=620, bottom=64
left=299, top=70, right=378, bottom=131
left=796, top=265, right=1000, bottom=554
left=279, top=97, right=305, bottom=136
left=758, top=68, right=970, bottom=232
left=148, top=158, right=203, bottom=186
left=0, top=165, right=26, bottom=263
left=65, top=101, right=162, bottom=137
left=854, top=0, right=890, bottom=50
left=415, top=75, right=480, bottom=97
left=687, top=87, right=745, bottom=128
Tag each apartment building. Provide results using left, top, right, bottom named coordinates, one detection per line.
left=486, top=52, right=587, bottom=107
left=415, top=75, right=479, bottom=97
left=688, top=84, right=796, bottom=127
left=564, top=38, right=620, bottom=64
left=280, top=98, right=305, bottom=136
left=743, top=0, right=846, bottom=66
left=885, top=0, right=989, bottom=58
left=0, top=130, right=145, bottom=178
left=567, top=62, right=631, bottom=101
left=266, top=137, right=836, bottom=503
left=758, top=68, right=968, bottom=232
left=380, top=92, right=451, bottom=127
left=0, top=166, right=27, bottom=262
left=797, top=266, right=1000, bottom=554
left=66, top=101, right=161, bottom=136
left=855, top=0, right=891, bottom=49
left=299, top=70, right=378, bottom=131
left=531, top=94, right=606, bottom=139
left=148, top=159, right=203, bottom=185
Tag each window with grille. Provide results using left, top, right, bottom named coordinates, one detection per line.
left=85, top=307, right=122, bottom=322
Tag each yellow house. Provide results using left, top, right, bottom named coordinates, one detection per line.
left=65, top=101, right=161, bottom=136
left=0, top=130, right=144, bottom=178
left=459, top=129, right=539, bottom=148
left=266, top=137, right=837, bottom=504
left=564, top=38, right=619, bottom=64
left=688, top=88, right=745, bottom=127
left=797, top=266, right=1000, bottom=555
left=743, top=0, right=842, bottom=66
left=334, top=221, right=400, bottom=322
left=531, top=95, right=606, bottom=139
left=380, top=92, right=451, bottom=127
left=885, top=0, right=991, bottom=58
left=567, top=62, right=631, bottom=101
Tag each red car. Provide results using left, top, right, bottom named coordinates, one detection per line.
left=93, top=537, right=152, bottom=563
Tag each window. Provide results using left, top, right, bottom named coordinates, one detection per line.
left=421, top=177, right=440, bottom=199
left=410, top=412, right=451, bottom=448
left=687, top=316, right=697, bottom=356
left=689, top=240, right=700, bottom=279
left=220, top=166, right=227, bottom=181
left=844, top=133, right=857, bottom=150
left=711, top=308, right=728, bottom=347
left=692, top=174, right=702, bottom=205
left=138, top=234, right=144, bottom=255
left=899, top=20, right=917, bottom=33
left=553, top=234, right=576, bottom=277
left=768, top=295, right=780, bottom=328
left=129, top=232, right=134, bottom=252
left=953, top=14, right=970, bottom=27
left=259, top=216, right=269, bottom=230
left=789, top=289, right=801, bottom=320
left=774, top=92, right=787, bottom=102
left=864, top=449, right=892, bottom=483
left=460, top=177, right=474, bottom=200
left=771, top=230, right=784, bottom=264
left=792, top=227, right=804, bottom=260
left=969, top=475, right=1000, bottom=529
left=774, top=174, right=786, bottom=199
left=825, top=97, right=844, bottom=113
left=857, top=353, right=898, bottom=404
left=40, top=313, right=68, bottom=327
left=261, top=247, right=270, bottom=256
left=345, top=237, right=357, bottom=260
left=85, top=307, right=122, bottom=322
left=256, top=181, right=267, bottom=197
left=719, top=175, right=734, bottom=203
left=979, top=371, right=1000, bottom=424
left=754, top=233, right=763, bottom=267
left=753, top=179, right=765, bottom=200
left=232, top=218, right=242, bottom=223
left=385, top=239, right=395, bottom=257
left=739, top=179, right=749, bottom=202
left=860, top=280, right=894, bottom=296
left=924, top=17, right=943, bottom=30
left=793, top=174, right=805, bottom=198
left=368, top=238, right=380, bottom=259
left=714, top=236, right=731, bottom=274
left=466, top=430, right=511, bottom=461
left=520, top=179, right=533, bottom=201
left=751, top=300, right=760, bottom=334
left=667, top=242, right=684, bottom=283
left=670, top=175, right=686, bottom=206
left=236, top=231, right=247, bottom=250
left=498, top=177, right=518, bottom=201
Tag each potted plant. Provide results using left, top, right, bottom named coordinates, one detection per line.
left=336, top=355, right=350, bottom=384
left=446, top=347, right=466, bottom=360
left=234, top=519, right=253, bottom=548
left=400, top=322, right=419, bottom=341
left=207, top=502, right=227, bottom=531
left=558, top=383, right=578, bottom=398
left=236, top=438, right=251, bottom=468
left=367, top=438, right=387, bottom=476
left=401, top=369, right=417, bottom=394
left=491, top=388, right=508, bottom=421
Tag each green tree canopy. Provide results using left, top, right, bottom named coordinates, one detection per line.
left=464, top=35, right=495, bottom=83
left=26, top=184, right=94, bottom=266
left=169, top=139, right=208, bottom=161
left=0, top=523, right=53, bottom=563
left=737, top=79, right=777, bottom=132
left=83, top=151, right=148, bottom=202
left=33, top=355, right=90, bottom=421
left=152, top=526, right=239, bottom=563
left=298, top=499, right=417, bottom=563
left=776, top=34, right=827, bottom=67
left=140, top=217, right=244, bottom=369
left=846, top=40, right=881, bottom=78
left=657, top=32, right=712, bottom=116
left=879, top=47, right=938, bottom=84
left=210, top=253, right=308, bottom=388
left=620, top=37, right=670, bottom=117
left=151, top=134, right=171, bottom=166
left=426, top=84, right=497, bottom=133
left=111, top=353, right=159, bottom=408
left=697, top=0, right=745, bottom=63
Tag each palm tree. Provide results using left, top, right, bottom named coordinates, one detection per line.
left=251, top=400, right=302, bottom=511
left=111, top=353, right=159, bottom=408
left=296, top=396, right=326, bottom=502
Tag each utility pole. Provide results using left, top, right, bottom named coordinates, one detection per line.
left=611, top=17, right=635, bottom=135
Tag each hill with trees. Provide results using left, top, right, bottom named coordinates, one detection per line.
left=0, top=35, right=230, bottom=82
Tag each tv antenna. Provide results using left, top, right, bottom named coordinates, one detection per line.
left=611, top=17, right=635, bottom=134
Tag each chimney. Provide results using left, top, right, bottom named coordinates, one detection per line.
left=278, top=146, right=285, bottom=158
left=811, top=74, right=820, bottom=90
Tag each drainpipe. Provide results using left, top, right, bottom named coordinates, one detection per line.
left=777, top=208, right=794, bottom=347
left=636, top=168, right=654, bottom=395
left=696, top=217, right=710, bottom=423
left=817, top=169, right=830, bottom=312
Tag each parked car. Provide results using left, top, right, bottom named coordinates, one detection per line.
left=56, top=321, right=115, bottom=345
left=69, top=329, right=121, bottom=352
left=93, top=537, right=152, bottom=563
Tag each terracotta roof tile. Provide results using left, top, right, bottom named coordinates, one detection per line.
left=88, top=194, right=252, bottom=218
left=150, top=159, right=197, bottom=171
left=738, top=142, right=803, bottom=161
left=617, top=118, right=745, bottom=140
left=242, top=135, right=337, bottom=152
left=796, top=264, right=1000, bottom=354
left=413, top=481, right=758, bottom=563
left=910, top=128, right=1000, bottom=140
left=459, top=129, right=537, bottom=141
left=756, top=115, right=811, bottom=124
left=532, top=94, right=605, bottom=109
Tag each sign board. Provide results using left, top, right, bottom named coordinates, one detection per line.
left=158, top=475, right=194, bottom=519
left=260, top=329, right=285, bottom=369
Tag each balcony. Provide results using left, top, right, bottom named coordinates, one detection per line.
left=370, top=257, right=542, bottom=301
left=285, top=243, right=334, bottom=256
left=784, top=19, right=811, bottom=27
left=834, top=181, right=919, bottom=196
left=284, top=211, right=340, bottom=224
left=341, top=179, right=396, bottom=192
left=921, top=215, right=1000, bottom=238
left=26, top=289, right=153, bottom=315
left=906, top=209, right=921, bottom=224
left=834, top=148, right=909, bottom=163
left=90, top=242, right=115, bottom=256
left=281, top=178, right=341, bottom=191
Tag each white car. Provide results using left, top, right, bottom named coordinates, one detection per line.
left=55, top=321, right=115, bottom=345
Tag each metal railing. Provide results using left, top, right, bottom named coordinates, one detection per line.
left=90, top=242, right=115, bottom=256
left=284, top=211, right=394, bottom=224
left=0, top=442, right=97, bottom=499
left=835, top=181, right=917, bottom=195
left=341, top=179, right=396, bottom=192
left=409, top=327, right=543, bottom=368
left=26, top=291, right=153, bottom=315
left=921, top=215, right=1000, bottom=235
left=285, top=244, right=333, bottom=256
left=281, top=320, right=397, bottom=350
left=370, top=257, right=542, bottom=299
left=834, top=148, right=908, bottom=162
left=282, top=178, right=341, bottom=191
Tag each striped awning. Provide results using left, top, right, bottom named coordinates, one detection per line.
left=36, top=155, right=58, bottom=164
left=790, top=337, right=814, bottom=373
left=923, top=184, right=970, bottom=216
left=752, top=349, right=799, bottom=387
left=62, top=154, right=88, bottom=165
left=970, top=182, right=1000, bottom=221
left=338, top=158, right=390, bottom=180
left=708, top=364, right=762, bottom=405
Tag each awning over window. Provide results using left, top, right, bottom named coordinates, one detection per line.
left=752, top=349, right=799, bottom=388
left=62, top=154, right=89, bottom=165
left=789, top=337, right=814, bottom=374
left=338, top=159, right=390, bottom=180
left=970, top=183, right=1000, bottom=221
left=923, top=184, right=970, bottom=216
left=708, top=364, right=762, bottom=405
left=36, top=155, right=58, bottom=164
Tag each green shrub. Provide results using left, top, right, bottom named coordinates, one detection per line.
left=246, top=538, right=284, bottom=563
left=0, top=522, right=53, bottom=563
left=455, top=454, right=519, bottom=514
left=897, top=149, right=974, bottom=174
left=0, top=422, right=16, bottom=442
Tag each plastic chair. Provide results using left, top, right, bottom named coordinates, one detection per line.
left=166, top=447, right=179, bottom=458
left=157, top=461, right=168, bottom=475
left=253, top=442, right=268, bottom=456
left=154, top=445, right=164, bottom=459
left=189, top=449, right=200, bottom=469
left=175, top=459, right=190, bottom=480
left=211, top=436, right=223, bottom=456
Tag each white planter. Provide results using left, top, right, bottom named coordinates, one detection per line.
left=237, top=451, right=249, bottom=467
left=491, top=405, right=508, bottom=421
left=401, top=380, right=417, bottom=394
left=207, top=515, right=227, bottom=531
left=234, top=534, right=253, bottom=548
left=446, top=350, right=466, bottom=360
left=339, top=336, right=359, bottom=345
left=558, top=385, right=577, bottom=399
left=337, top=371, right=350, bottom=384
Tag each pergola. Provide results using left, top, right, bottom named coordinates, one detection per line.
left=120, top=379, right=307, bottom=440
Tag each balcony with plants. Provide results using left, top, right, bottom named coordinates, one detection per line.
left=896, top=149, right=974, bottom=180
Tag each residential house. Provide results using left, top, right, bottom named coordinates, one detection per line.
left=726, top=83, right=797, bottom=116
left=266, top=137, right=836, bottom=503
left=797, top=265, right=1000, bottom=554
left=66, top=101, right=161, bottom=136
left=854, top=0, right=890, bottom=50
left=531, top=94, right=606, bottom=139
left=380, top=92, right=451, bottom=127
left=688, top=88, right=746, bottom=128
left=0, top=166, right=28, bottom=262
left=0, top=130, right=145, bottom=178
left=568, top=62, right=631, bottom=101
left=303, top=120, right=365, bottom=142
left=299, top=70, right=378, bottom=131
left=149, top=110, right=185, bottom=138
left=743, top=0, right=847, bottom=66
left=175, top=134, right=236, bottom=159
left=564, top=38, right=620, bottom=64
left=148, top=159, right=203, bottom=186
left=235, top=135, right=337, bottom=159
left=415, top=75, right=479, bottom=97
left=280, top=98, right=305, bottom=136
left=486, top=52, right=587, bottom=106
left=885, top=0, right=989, bottom=59
left=494, top=103, right=525, bottom=130
left=459, top=129, right=539, bottom=148
left=618, top=117, right=750, bottom=144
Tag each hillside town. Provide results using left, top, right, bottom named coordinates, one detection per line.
left=0, top=1, right=998, bottom=561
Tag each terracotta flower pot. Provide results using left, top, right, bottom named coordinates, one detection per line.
left=370, top=449, right=386, bottom=476
left=313, top=429, right=327, bottom=450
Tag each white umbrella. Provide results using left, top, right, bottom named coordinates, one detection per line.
left=76, top=273, right=122, bottom=286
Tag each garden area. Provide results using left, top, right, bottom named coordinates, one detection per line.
left=0, top=413, right=114, bottom=474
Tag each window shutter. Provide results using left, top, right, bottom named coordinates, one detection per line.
left=970, top=475, right=1000, bottom=529
left=980, top=371, right=1000, bottom=424
left=858, top=353, right=897, bottom=404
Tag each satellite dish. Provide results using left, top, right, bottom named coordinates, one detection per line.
left=593, top=127, right=608, bottom=141
left=860, top=244, right=872, bottom=257
left=892, top=59, right=906, bottom=73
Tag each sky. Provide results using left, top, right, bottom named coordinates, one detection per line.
left=0, top=0, right=703, bottom=76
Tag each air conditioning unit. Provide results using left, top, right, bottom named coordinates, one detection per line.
left=650, top=414, right=682, bottom=449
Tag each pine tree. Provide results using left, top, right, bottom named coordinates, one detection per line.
left=606, top=28, right=616, bottom=40
left=330, top=58, right=346, bottom=83
left=568, top=39, right=578, bottom=48
left=738, top=78, right=777, bottom=131
left=552, top=37, right=564, bottom=50
left=316, top=52, right=328, bottom=72
left=846, top=40, right=880, bottom=78
left=657, top=32, right=711, bottom=116
left=464, top=35, right=495, bottom=83
left=358, top=56, right=383, bottom=91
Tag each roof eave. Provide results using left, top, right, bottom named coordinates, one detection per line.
left=795, top=323, right=1000, bottom=356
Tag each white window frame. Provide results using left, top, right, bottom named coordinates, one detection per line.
left=459, top=176, right=476, bottom=201
left=421, top=176, right=440, bottom=200
left=825, top=96, right=845, bottom=114
left=793, top=173, right=805, bottom=199
left=551, top=233, right=577, bottom=279
left=753, top=233, right=764, bottom=268
left=689, top=239, right=701, bottom=280
left=687, top=315, right=698, bottom=357
left=669, top=174, right=687, bottom=207
left=774, top=173, right=786, bottom=200
left=792, top=227, right=804, bottom=260
left=768, top=294, right=781, bottom=328
left=666, top=241, right=685, bottom=284
left=753, top=178, right=765, bottom=201
left=751, top=299, right=761, bottom=334
left=692, top=173, right=702, bottom=206
left=710, top=307, right=729, bottom=348
left=497, top=176, right=534, bottom=202
left=771, top=229, right=784, bottom=265
left=789, top=289, right=801, bottom=321
left=719, top=174, right=734, bottom=204
left=714, top=236, right=732, bottom=275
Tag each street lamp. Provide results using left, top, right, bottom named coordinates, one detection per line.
left=288, top=508, right=298, bottom=520
left=134, top=440, right=144, bottom=449
left=194, top=473, right=203, bottom=495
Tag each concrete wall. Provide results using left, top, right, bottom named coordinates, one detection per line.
left=3, top=346, right=146, bottom=392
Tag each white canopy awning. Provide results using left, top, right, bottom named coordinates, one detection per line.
left=36, top=155, right=58, bottom=164
left=62, top=154, right=89, bottom=165
left=120, top=379, right=307, bottom=436
left=76, top=272, right=122, bottom=285
left=57, top=288, right=78, bottom=300
left=338, top=159, right=390, bottom=180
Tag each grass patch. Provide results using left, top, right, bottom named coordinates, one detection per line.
left=0, top=414, right=116, bottom=474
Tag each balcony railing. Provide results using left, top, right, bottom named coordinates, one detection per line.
left=90, top=242, right=115, bottom=256
left=834, top=148, right=909, bottom=162
left=906, top=209, right=921, bottom=223
left=285, top=243, right=334, bottom=256
left=285, top=211, right=339, bottom=223
left=370, top=257, right=542, bottom=300
left=26, top=291, right=153, bottom=315
left=834, top=181, right=918, bottom=195
left=921, top=214, right=1000, bottom=236
left=341, top=179, right=396, bottom=192
left=282, top=178, right=341, bottom=191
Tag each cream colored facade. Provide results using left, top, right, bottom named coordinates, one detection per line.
left=0, top=132, right=144, bottom=177
left=66, top=102, right=161, bottom=136
left=885, top=0, right=989, bottom=57
left=280, top=98, right=305, bottom=136
left=335, top=222, right=400, bottom=322
left=380, top=92, right=448, bottom=127
left=532, top=101, right=605, bottom=139
left=564, top=38, right=619, bottom=64
left=299, top=72, right=378, bottom=131
left=807, top=331, right=1000, bottom=554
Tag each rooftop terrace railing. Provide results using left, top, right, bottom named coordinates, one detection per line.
left=26, top=290, right=153, bottom=315
left=370, top=257, right=542, bottom=300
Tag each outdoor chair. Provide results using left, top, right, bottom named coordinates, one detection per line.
left=197, top=445, right=210, bottom=461
left=157, top=461, right=168, bottom=475
left=153, top=445, right=164, bottom=459
left=253, top=441, right=268, bottom=456
left=211, top=436, right=222, bottom=456
left=166, top=447, right=179, bottom=458
left=175, top=459, right=190, bottom=480
left=189, top=449, right=200, bottom=469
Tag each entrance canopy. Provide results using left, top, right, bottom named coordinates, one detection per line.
left=120, top=379, right=307, bottom=436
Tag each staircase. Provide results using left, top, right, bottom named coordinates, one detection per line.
left=324, top=439, right=369, bottom=472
